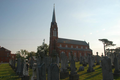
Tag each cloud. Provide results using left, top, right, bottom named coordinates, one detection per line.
left=90, top=33, right=92, bottom=35
left=102, top=29, right=105, bottom=31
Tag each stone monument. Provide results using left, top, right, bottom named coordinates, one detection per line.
left=101, top=56, right=114, bottom=80
left=113, top=53, right=120, bottom=76
left=87, top=54, right=95, bottom=72
left=69, top=51, right=79, bottom=80
left=96, top=52, right=100, bottom=65
left=60, top=52, right=69, bottom=79
left=22, top=59, right=29, bottom=80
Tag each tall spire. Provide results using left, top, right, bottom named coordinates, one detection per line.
left=52, top=4, right=56, bottom=23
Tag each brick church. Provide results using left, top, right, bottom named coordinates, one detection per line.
left=0, top=46, right=16, bottom=63
left=49, top=6, right=92, bottom=60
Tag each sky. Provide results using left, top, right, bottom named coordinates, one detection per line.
left=0, top=0, right=120, bottom=55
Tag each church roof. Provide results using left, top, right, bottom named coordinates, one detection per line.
left=58, top=47, right=92, bottom=51
left=52, top=5, right=56, bottom=23
left=57, top=38, right=88, bottom=45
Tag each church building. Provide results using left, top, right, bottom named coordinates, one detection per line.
left=49, top=6, right=92, bottom=60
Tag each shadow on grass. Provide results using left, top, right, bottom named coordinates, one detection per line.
left=84, top=72, right=102, bottom=80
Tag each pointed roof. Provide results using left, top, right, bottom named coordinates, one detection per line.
left=52, top=4, right=56, bottom=23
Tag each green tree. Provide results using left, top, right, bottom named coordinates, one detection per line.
left=26, top=51, right=36, bottom=59
left=99, top=39, right=115, bottom=56
left=37, top=43, right=49, bottom=57
left=16, top=49, right=29, bottom=59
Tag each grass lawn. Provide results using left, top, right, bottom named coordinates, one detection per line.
left=1, top=62, right=120, bottom=80
left=0, top=63, right=21, bottom=80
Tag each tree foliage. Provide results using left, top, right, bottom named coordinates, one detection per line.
left=99, top=39, right=116, bottom=47
left=16, top=50, right=36, bottom=59
left=37, top=43, right=49, bottom=57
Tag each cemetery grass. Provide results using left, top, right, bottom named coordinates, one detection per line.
left=1, top=62, right=120, bottom=80
left=0, top=63, right=21, bottom=80
left=28, top=62, right=120, bottom=80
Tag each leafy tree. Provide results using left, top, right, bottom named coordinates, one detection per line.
left=37, top=43, right=49, bottom=57
left=16, top=49, right=29, bottom=59
left=26, top=51, right=36, bottom=59
left=99, top=39, right=115, bottom=56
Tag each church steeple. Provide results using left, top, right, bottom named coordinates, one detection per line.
left=52, top=4, right=56, bottom=23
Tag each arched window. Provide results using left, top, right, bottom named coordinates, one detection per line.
left=66, top=45, right=68, bottom=47
left=79, top=53, right=81, bottom=56
left=81, top=46, right=83, bottom=49
left=71, top=45, right=73, bottom=48
left=60, top=44, right=62, bottom=47
left=76, top=46, right=78, bottom=48
left=86, top=47, right=87, bottom=49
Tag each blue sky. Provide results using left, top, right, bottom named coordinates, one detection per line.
left=0, top=0, right=120, bottom=55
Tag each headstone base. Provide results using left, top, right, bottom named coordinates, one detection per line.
left=69, top=67, right=77, bottom=71
left=79, top=62, right=82, bottom=64
left=82, top=63, right=87, bottom=66
left=31, top=76, right=37, bottom=80
left=60, top=71, right=69, bottom=79
left=112, top=65, right=114, bottom=68
left=87, top=68, right=95, bottom=73
left=69, top=74, right=79, bottom=80
left=93, top=64, right=95, bottom=67
left=21, top=75, right=29, bottom=80
left=113, top=70, right=120, bottom=76
left=96, top=62, right=100, bottom=65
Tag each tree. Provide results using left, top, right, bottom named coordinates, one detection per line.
left=16, top=49, right=29, bottom=59
left=26, top=51, right=36, bottom=59
left=99, top=39, right=116, bottom=56
left=115, top=47, right=120, bottom=53
left=37, top=43, right=49, bottom=57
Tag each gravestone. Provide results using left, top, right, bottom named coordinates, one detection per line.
left=78, top=66, right=84, bottom=71
left=22, top=59, right=29, bottom=80
left=16, top=57, right=22, bottom=75
left=92, top=56, right=95, bottom=67
left=37, top=54, right=46, bottom=80
left=100, top=53, right=103, bottom=67
left=20, top=59, right=24, bottom=76
left=79, top=53, right=83, bottom=64
left=111, top=53, right=114, bottom=68
left=44, top=56, right=51, bottom=72
left=69, top=51, right=79, bottom=80
left=101, top=56, right=114, bottom=80
left=113, top=53, right=120, bottom=76
left=60, top=52, right=69, bottom=79
left=36, top=56, right=41, bottom=80
left=87, top=54, right=95, bottom=72
left=84, top=53, right=88, bottom=64
left=30, top=56, right=34, bottom=69
left=13, top=59, right=16, bottom=71
left=82, top=57, right=87, bottom=66
left=31, top=63, right=37, bottom=80
left=56, top=55, right=59, bottom=67
left=96, top=52, right=100, bottom=65
left=118, top=53, right=120, bottom=69
left=107, top=52, right=111, bottom=58
left=48, top=63, right=60, bottom=80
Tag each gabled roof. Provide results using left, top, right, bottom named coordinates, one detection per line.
left=0, top=47, right=11, bottom=52
left=57, top=38, right=88, bottom=45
